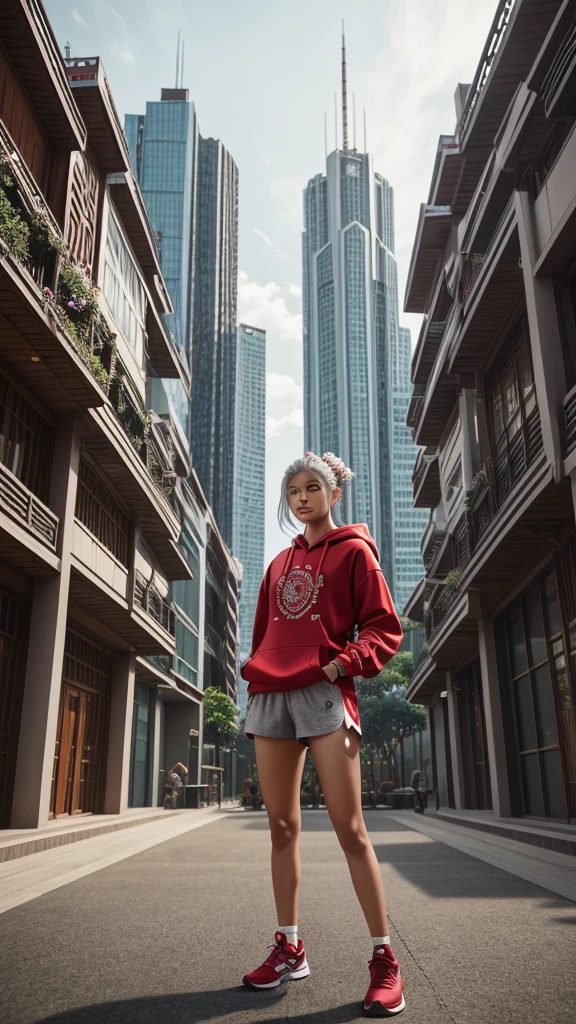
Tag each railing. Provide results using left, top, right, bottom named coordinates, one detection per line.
left=422, top=526, right=447, bottom=574
left=564, top=385, right=576, bottom=455
left=464, top=458, right=496, bottom=552
left=407, top=394, right=425, bottom=430
left=75, top=459, right=130, bottom=566
left=0, top=461, right=58, bottom=549
left=133, top=570, right=175, bottom=636
left=458, top=0, right=519, bottom=145
left=428, top=585, right=461, bottom=640
left=413, top=447, right=439, bottom=490
left=533, top=117, right=576, bottom=195
left=541, top=13, right=576, bottom=117
left=460, top=252, right=486, bottom=304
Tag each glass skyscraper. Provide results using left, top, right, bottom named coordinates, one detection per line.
left=126, top=90, right=239, bottom=547
left=303, top=148, right=426, bottom=606
left=232, top=324, right=266, bottom=715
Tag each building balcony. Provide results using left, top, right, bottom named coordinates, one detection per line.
left=425, top=586, right=481, bottom=671
left=529, top=0, right=576, bottom=120
left=1, top=0, right=86, bottom=151
left=0, top=461, right=60, bottom=573
left=411, top=316, right=448, bottom=398
left=564, top=385, right=576, bottom=458
left=64, top=57, right=128, bottom=175
left=448, top=205, right=522, bottom=375
left=413, top=447, right=441, bottom=508
left=421, top=514, right=453, bottom=578
left=405, top=654, right=444, bottom=706
left=132, top=569, right=175, bottom=640
left=411, top=364, right=460, bottom=447
left=0, top=129, right=111, bottom=413
left=68, top=547, right=176, bottom=656
left=83, top=403, right=191, bottom=580
left=530, top=119, right=576, bottom=275
left=456, top=0, right=562, bottom=199
left=404, top=205, right=453, bottom=315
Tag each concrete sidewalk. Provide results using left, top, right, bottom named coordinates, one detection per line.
left=0, top=809, right=574, bottom=1024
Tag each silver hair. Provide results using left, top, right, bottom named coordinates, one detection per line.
left=278, top=453, right=349, bottom=534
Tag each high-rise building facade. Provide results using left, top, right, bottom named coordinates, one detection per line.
left=393, top=327, right=428, bottom=610
left=126, top=93, right=239, bottom=547
left=303, top=149, right=425, bottom=602
left=232, top=324, right=266, bottom=714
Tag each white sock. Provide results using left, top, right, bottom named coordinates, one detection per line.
left=372, top=935, right=390, bottom=949
left=279, top=925, right=298, bottom=947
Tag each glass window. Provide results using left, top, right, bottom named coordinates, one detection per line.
left=525, top=587, right=547, bottom=666
left=533, top=664, right=558, bottom=747
left=514, top=677, right=538, bottom=751
left=542, top=750, right=567, bottom=818
left=542, top=572, right=561, bottom=636
left=522, top=753, right=545, bottom=817
left=103, top=208, right=147, bottom=365
left=509, top=605, right=528, bottom=677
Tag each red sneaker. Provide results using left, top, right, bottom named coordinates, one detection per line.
left=243, top=930, right=310, bottom=990
left=363, top=944, right=405, bottom=1016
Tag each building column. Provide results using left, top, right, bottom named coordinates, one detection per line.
left=515, top=189, right=567, bottom=478
left=478, top=616, right=512, bottom=817
left=446, top=671, right=466, bottom=809
left=103, top=652, right=136, bottom=814
left=10, top=420, right=82, bottom=829
left=459, top=388, right=478, bottom=489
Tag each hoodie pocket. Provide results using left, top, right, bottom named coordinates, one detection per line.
left=242, top=645, right=327, bottom=688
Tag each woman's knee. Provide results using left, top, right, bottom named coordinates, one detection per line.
left=334, top=817, right=369, bottom=855
left=269, top=814, right=300, bottom=850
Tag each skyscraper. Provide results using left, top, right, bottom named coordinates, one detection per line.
left=302, top=37, right=426, bottom=605
left=232, top=324, right=266, bottom=714
left=393, top=327, right=429, bottom=611
left=126, top=90, right=239, bottom=547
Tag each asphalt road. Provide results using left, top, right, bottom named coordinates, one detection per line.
left=0, top=809, right=575, bottom=1024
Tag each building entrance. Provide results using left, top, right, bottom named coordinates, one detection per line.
left=50, top=631, right=112, bottom=817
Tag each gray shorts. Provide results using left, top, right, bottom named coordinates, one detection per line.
left=244, top=679, right=345, bottom=747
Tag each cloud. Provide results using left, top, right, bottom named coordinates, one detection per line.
left=72, top=10, right=87, bottom=27
left=270, top=176, right=303, bottom=227
left=237, top=270, right=302, bottom=347
left=266, top=373, right=303, bottom=438
left=262, top=156, right=272, bottom=168
left=252, top=227, right=285, bottom=260
left=110, top=43, right=136, bottom=64
left=355, top=0, right=498, bottom=332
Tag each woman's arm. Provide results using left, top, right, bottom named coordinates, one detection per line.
left=333, top=565, right=403, bottom=678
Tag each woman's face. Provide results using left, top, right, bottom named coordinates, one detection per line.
left=287, top=470, right=340, bottom=526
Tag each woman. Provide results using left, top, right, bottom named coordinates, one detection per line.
left=241, top=451, right=405, bottom=1017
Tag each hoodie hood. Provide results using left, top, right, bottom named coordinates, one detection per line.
left=277, top=524, right=380, bottom=592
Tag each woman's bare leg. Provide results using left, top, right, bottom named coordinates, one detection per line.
left=308, top=726, right=388, bottom=936
left=254, top=736, right=308, bottom=925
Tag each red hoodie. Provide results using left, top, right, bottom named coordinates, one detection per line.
left=241, top=524, right=403, bottom=728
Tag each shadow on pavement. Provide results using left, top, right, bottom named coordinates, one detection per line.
left=39, top=989, right=365, bottom=1024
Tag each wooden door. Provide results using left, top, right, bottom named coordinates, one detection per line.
left=54, top=686, right=87, bottom=817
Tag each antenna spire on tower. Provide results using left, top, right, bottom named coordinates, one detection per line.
left=180, top=39, right=185, bottom=87
left=341, top=20, right=349, bottom=152
left=175, top=30, right=180, bottom=88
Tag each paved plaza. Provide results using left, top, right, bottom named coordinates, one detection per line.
left=0, top=808, right=574, bottom=1024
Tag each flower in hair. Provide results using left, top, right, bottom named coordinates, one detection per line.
left=321, top=452, right=354, bottom=482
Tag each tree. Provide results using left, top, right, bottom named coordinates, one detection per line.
left=357, top=690, right=427, bottom=786
left=203, top=686, right=238, bottom=807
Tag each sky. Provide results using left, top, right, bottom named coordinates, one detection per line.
left=45, top=0, right=499, bottom=566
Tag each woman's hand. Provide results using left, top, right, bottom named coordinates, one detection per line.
left=322, top=660, right=343, bottom=683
